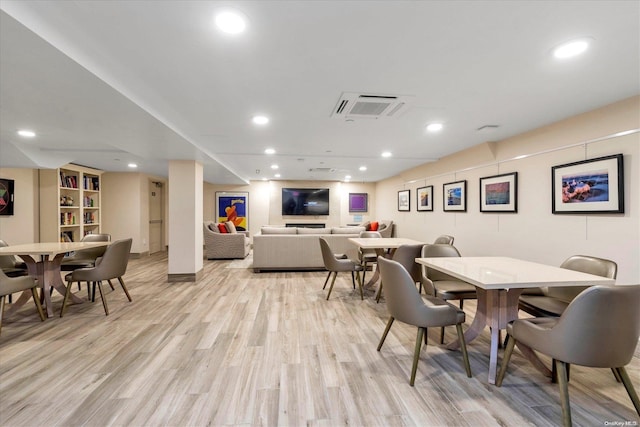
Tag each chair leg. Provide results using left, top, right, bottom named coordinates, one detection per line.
left=322, top=271, right=331, bottom=290
left=459, top=300, right=464, bottom=309
left=616, top=367, right=640, bottom=416
left=60, top=280, right=74, bottom=318
left=326, top=272, right=338, bottom=300
left=117, top=277, right=132, bottom=302
left=439, top=326, right=446, bottom=344
left=410, top=327, right=425, bottom=386
left=0, top=295, right=5, bottom=335
left=362, top=261, right=367, bottom=284
left=555, top=360, right=572, bottom=427
left=356, top=270, right=363, bottom=300
left=108, top=279, right=115, bottom=290
left=377, top=317, right=394, bottom=351
left=351, top=271, right=355, bottom=289
left=96, top=280, right=109, bottom=315
left=375, top=281, right=383, bottom=303
left=495, top=334, right=517, bottom=386
left=552, top=359, right=571, bottom=383
left=456, top=324, right=472, bottom=378
left=30, top=287, right=45, bottom=321
left=611, top=367, right=622, bottom=383
left=92, top=282, right=97, bottom=302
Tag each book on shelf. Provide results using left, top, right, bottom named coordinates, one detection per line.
left=60, top=231, right=74, bottom=242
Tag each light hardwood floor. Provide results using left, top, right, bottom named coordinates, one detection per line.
left=1, top=251, right=638, bottom=426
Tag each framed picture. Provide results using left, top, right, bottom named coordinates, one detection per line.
left=216, top=192, right=249, bottom=231
left=552, top=154, right=624, bottom=214
left=397, top=189, right=410, bottom=211
left=349, top=193, right=368, bottom=212
left=416, top=185, right=433, bottom=211
left=443, top=180, right=466, bottom=212
left=0, top=178, right=15, bottom=216
left=480, top=172, right=518, bottom=213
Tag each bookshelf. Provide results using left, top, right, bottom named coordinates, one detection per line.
left=39, top=164, right=103, bottom=242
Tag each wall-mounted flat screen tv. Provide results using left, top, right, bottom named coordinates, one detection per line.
left=282, top=188, right=330, bottom=216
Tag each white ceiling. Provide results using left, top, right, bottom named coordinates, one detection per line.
left=1, top=1, right=638, bottom=184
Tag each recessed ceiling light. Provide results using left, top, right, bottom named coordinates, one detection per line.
left=274, top=173, right=281, bottom=178
left=264, top=148, right=275, bottom=154
left=345, top=175, right=351, bottom=180
left=128, top=163, right=138, bottom=168
left=271, top=164, right=279, bottom=170
left=262, top=178, right=268, bottom=181
left=553, top=39, right=590, bottom=59
left=17, top=129, right=36, bottom=138
left=214, top=10, right=247, bottom=34
left=426, top=123, right=443, bottom=132
left=359, top=166, right=367, bottom=171
left=381, top=151, right=392, bottom=158
left=252, top=115, right=269, bottom=125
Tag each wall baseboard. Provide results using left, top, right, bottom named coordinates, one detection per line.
left=168, top=269, right=203, bottom=282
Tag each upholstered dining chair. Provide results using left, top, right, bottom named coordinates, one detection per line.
left=319, top=237, right=364, bottom=300
left=433, top=235, right=454, bottom=245
left=420, top=244, right=477, bottom=343
left=358, top=231, right=383, bottom=285
left=61, top=233, right=112, bottom=296
left=496, top=285, right=640, bottom=427
left=376, top=244, right=423, bottom=303
left=0, top=240, right=28, bottom=278
left=0, top=269, right=45, bottom=335
left=61, top=238, right=133, bottom=316
left=376, top=257, right=471, bottom=386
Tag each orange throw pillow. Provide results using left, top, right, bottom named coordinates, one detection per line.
left=369, top=221, right=379, bottom=231
left=217, top=223, right=228, bottom=233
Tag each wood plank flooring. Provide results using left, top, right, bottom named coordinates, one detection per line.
left=1, top=251, right=638, bottom=426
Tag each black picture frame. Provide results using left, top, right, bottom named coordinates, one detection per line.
left=479, top=172, right=518, bottom=213
left=551, top=154, right=624, bottom=214
left=0, top=178, right=15, bottom=216
left=443, top=180, right=466, bottom=212
left=416, top=185, right=433, bottom=211
left=398, top=189, right=410, bottom=211
left=348, top=193, right=368, bottom=212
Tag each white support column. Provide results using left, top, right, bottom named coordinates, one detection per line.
left=168, top=160, right=203, bottom=282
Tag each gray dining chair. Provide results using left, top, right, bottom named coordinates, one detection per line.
left=376, top=257, right=471, bottom=386
left=497, top=285, right=640, bottom=427
left=61, top=238, right=133, bottom=316
left=376, top=243, right=423, bottom=303
left=358, top=231, right=383, bottom=285
left=319, top=237, right=364, bottom=300
left=0, top=269, right=45, bottom=334
left=433, top=235, right=454, bottom=245
left=0, top=239, right=28, bottom=278
left=62, top=233, right=112, bottom=296
left=420, top=244, right=477, bottom=343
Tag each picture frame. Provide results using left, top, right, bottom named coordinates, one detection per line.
left=0, top=178, right=15, bottom=216
left=552, top=154, right=624, bottom=214
left=443, top=180, right=466, bottom=212
left=397, top=189, right=410, bottom=211
left=416, top=185, right=433, bottom=211
left=480, top=172, right=518, bottom=213
left=216, top=192, right=249, bottom=231
left=348, top=193, right=368, bottom=212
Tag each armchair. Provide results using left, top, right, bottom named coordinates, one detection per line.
left=203, top=221, right=250, bottom=260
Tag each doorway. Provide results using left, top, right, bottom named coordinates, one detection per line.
left=149, top=181, right=164, bottom=254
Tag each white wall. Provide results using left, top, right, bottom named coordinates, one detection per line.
left=0, top=168, right=39, bottom=244
left=375, top=96, right=640, bottom=285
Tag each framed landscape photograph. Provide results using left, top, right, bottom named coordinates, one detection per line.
left=480, top=172, right=518, bottom=213
left=552, top=154, right=624, bottom=214
left=416, top=185, right=433, bottom=211
left=0, top=178, right=15, bottom=216
left=397, top=189, right=410, bottom=211
left=443, top=180, right=466, bottom=212
left=349, top=193, right=368, bottom=212
left=216, top=192, right=249, bottom=231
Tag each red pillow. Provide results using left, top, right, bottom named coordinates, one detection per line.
left=217, top=223, right=228, bottom=233
left=369, top=221, right=379, bottom=231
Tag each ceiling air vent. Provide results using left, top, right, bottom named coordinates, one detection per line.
left=331, top=92, right=413, bottom=120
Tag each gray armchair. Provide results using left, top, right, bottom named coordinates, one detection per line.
left=203, top=221, right=250, bottom=260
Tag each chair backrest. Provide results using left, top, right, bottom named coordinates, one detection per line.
left=421, top=244, right=462, bottom=282
left=544, top=255, right=618, bottom=302
left=378, top=220, right=393, bottom=238
left=359, top=231, right=382, bottom=238
left=70, top=233, right=111, bottom=261
left=378, top=257, right=428, bottom=325
left=0, top=267, right=36, bottom=297
left=550, top=285, right=640, bottom=368
left=91, top=238, right=132, bottom=280
left=391, top=244, right=424, bottom=283
left=319, top=237, right=340, bottom=271
left=433, top=235, right=454, bottom=245
left=0, top=239, right=19, bottom=269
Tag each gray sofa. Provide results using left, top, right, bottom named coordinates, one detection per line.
left=203, top=221, right=251, bottom=259
left=252, top=226, right=365, bottom=272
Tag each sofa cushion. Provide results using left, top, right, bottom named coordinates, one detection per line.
left=297, top=227, right=331, bottom=235
left=208, top=223, right=219, bottom=233
left=225, top=221, right=237, bottom=233
left=261, top=226, right=297, bottom=235
left=331, top=226, right=365, bottom=234
left=217, top=223, right=228, bottom=233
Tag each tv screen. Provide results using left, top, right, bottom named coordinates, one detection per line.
left=282, top=188, right=330, bottom=216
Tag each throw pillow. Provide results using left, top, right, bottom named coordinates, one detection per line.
left=217, top=223, right=228, bottom=233
left=370, top=221, right=379, bottom=231
left=208, top=223, right=219, bottom=233
left=225, top=221, right=237, bottom=234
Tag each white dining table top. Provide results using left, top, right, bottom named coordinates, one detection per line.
left=416, top=256, right=616, bottom=290
left=348, top=237, right=424, bottom=249
left=0, top=241, right=109, bottom=257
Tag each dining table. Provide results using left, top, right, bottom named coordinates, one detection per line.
left=348, top=237, right=424, bottom=287
left=0, top=241, right=111, bottom=317
left=415, top=256, right=616, bottom=384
